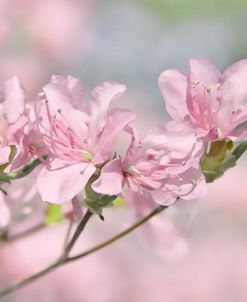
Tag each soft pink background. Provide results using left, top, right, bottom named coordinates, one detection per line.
left=1, top=1, right=247, bottom=301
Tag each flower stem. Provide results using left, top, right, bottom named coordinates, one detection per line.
left=0, top=155, right=48, bottom=183
left=0, top=205, right=167, bottom=298
left=63, top=209, right=93, bottom=256
left=0, top=158, right=43, bottom=184
left=62, top=219, right=74, bottom=250
left=66, top=205, right=167, bottom=262
left=5, top=159, right=42, bottom=181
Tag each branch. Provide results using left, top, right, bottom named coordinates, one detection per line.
left=62, top=219, right=74, bottom=250
left=4, top=158, right=42, bottom=181
left=0, top=205, right=167, bottom=298
left=0, top=259, right=63, bottom=297
left=63, top=209, right=93, bottom=256
left=0, top=155, right=48, bottom=183
left=66, top=205, right=167, bottom=262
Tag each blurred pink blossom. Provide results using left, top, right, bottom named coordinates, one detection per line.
left=1, top=211, right=247, bottom=302
left=0, top=0, right=96, bottom=93
left=0, top=172, right=43, bottom=233
left=127, top=190, right=188, bottom=261
left=0, top=77, right=27, bottom=165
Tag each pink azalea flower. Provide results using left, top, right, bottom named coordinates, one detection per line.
left=34, top=75, right=135, bottom=204
left=0, top=77, right=26, bottom=167
left=10, top=103, right=48, bottom=171
left=159, top=57, right=247, bottom=141
left=92, top=121, right=207, bottom=205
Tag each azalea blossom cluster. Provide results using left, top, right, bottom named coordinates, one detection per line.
left=1, top=57, right=247, bottom=230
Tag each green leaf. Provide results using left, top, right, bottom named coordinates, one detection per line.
left=45, top=204, right=64, bottom=225
left=82, top=169, right=116, bottom=217
left=84, top=195, right=116, bottom=216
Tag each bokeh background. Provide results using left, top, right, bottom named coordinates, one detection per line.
left=1, top=0, right=247, bottom=301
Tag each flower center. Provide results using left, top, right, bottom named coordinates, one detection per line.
left=81, top=150, right=93, bottom=162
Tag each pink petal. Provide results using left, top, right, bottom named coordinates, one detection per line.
left=168, top=168, right=207, bottom=200
left=9, top=128, right=46, bottom=171
left=88, top=81, right=126, bottom=140
left=158, top=69, right=188, bottom=121
left=93, top=108, right=135, bottom=163
left=92, top=158, right=123, bottom=195
left=150, top=190, right=177, bottom=205
left=35, top=99, right=88, bottom=143
left=223, top=59, right=247, bottom=79
left=0, top=77, right=25, bottom=123
left=124, top=189, right=155, bottom=218
left=125, top=190, right=188, bottom=261
left=43, top=75, right=84, bottom=109
left=189, top=57, right=221, bottom=85
left=39, top=84, right=88, bottom=140
left=37, top=159, right=96, bottom=204
left=142, top=212, right=188, bottom=261
left=142, top=121, right=199, bottom=159
left=186, top=58, right=221, bottom=135
left=218, top=60, right=247, bottom=132
left=122, top=123, right=140, bottom=167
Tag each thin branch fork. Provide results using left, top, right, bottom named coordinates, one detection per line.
left=0, top=205, right=167, bottom=298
